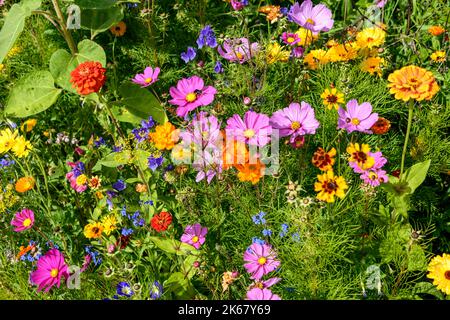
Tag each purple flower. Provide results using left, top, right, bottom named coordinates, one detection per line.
left=94, top=137, right=106, bottom=148
left=121, top=228, right=133, bottom=236
left=226, top=111, right=272, bottom=147
left=349, top=150, right=387, bottom=174
left=112, top=179, right=127, bottom=192
left=132, top=67, right=160, bottom=87
left=193, top=150, right=223, bottom=184
left=214, top=61, right=224, bottom=73
left=218, top=38, right=259, bottom=64
left=281, top=32, right=301, bottom=46
left=375, top=0, right=388, bottom=8
left=270, top=102, right=320, bottom=143
left=141, top=116, right=155, bottom=129
left=197, top=25, right=217, bottom=48
left=148, top=155, right=164, bottom=171
left=251, top=277, right=282, bottom=289
left=112, top=145, right=123, bottom=152
left=117, top=282, right=134, bottom=297
left=361, top=169, right=389, bottom=186
left=150, top=281, right=163, bottom=299
left=181, top=47, right=197, bottom=63
left=288, top=1, right=334, bottom=34
left=338, top=99, right=378, bottom=134
left=181, top=223, right=208, bottom=249
left=132, top=127, right=148, bottom=143
left=179, top=112, right=222, bottom=150
left=230, top=0, right=249, bottom=11
left=291, top=46, right=305, bottom=58
left=246, top=288, right=281, bottom=300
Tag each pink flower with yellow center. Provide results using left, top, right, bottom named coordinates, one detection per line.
left=11, top=208, right=35, bottom=232
left=243, top=243, right=280, bottom=280
left=337, top=99, right=378, bottom=133
left=30, top=249, right=69, bottom=292
left=132, top=66, right=160, bottom=87
left=180, top=223, right=208, bottom=249
left=288, top=0, right=334, bottom=35
left=281, top=32, right=301, bottom=46
left=225, top=111, right=272, bottom=147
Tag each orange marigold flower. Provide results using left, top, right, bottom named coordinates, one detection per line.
left=15, top=176, right=35, bottom=193
left=110, top=21, right=127, bottom=37
left=149, top=122, right=179, bottom=151
left=371, top=117, right=391, bottom=134
left=70, top=61, right=106, bottom=95
left=360, top=56, right=384, bottom=76
left=135, top=183, right=148, bottom=193
left=235, top=159, right=265, bottom=185
left=258, top=5, right=283, bottom=23
left=222, top=133, right=249, bottom=170
left=387, top=65, right=440, bottom=102
left=312, top=147, right=336, bottom=171
left=428, top=25, right=445, bottom=36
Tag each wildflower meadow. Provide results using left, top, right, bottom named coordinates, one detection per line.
left=0, top=0, right=450, bottom=302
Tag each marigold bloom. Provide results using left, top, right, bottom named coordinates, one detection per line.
left=244, top=243, right=280, bottom=280
left=371, top=117, right=391, bottom=134
left=387, top=65, right=440, bottom=101
left=11, top=136, right=32, bottom=158
left=15, top=176, right=35, bottom=193
left=326, top=43, right=358, bottom=62
left=135, top=183, right=148, bottom=193
left=312, top=147, right=336, bottom=171
left=30, top=249, right=69, bottom=293
left=427, top=253, right=450, bottom=295
left=101, top=215, right=117, bottom=236
left=181, top=223, right=207, bottom=249
left=266, top=42, right=290, bottom=64
left=356, top=27, right=386, bottom=49
left=20, top=119, right=37, bottom=132
left=314, top=170, right=348, bottom=203
left=321, top=88, right=344, bottom=110
left=151, top=211, right=173, bottom=232
left=0, top=128, right=18, bottom=154
left=11, top=208, right=35, bottom=232
left=303, top=49, right=329, bottom=69
left=110, top=21, right=127, bottom=36
left=84, top=222, right=104, bottom=239
left=430, top=51, right=446, bottom=63
left=360, top=56, right=384, bottom=76
left=70, top=61, right=106, bottom=95
left=235, top=159, right=265, bottom=184
left=428, top=26, right=445, bottom=36
left=149, top=122, right=179, bottom=151
left=259, top=5, right=283, bottom=23
left=88, top=176, right=102, bottom=190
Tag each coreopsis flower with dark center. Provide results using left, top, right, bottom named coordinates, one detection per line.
left=70, top=61, right=106, bottom=95
left=312, top=147, right=336, bottom=171
left=371, top=117, right=391, bottom=134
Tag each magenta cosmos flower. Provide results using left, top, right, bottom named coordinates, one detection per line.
left=288, top=0, right=334, bottom=34
left=246, top=288, right=281, bottom=300
left=270, top=102, right=320, bottom=143
left=338, top=99, right=378, bottom=134
left=181, top=223, right=208, bottom=249
left=281, top=32, right=301, bottom=46
left=11, top=208, right=35, bottom=232
left=169, top=76, right=217, bottom=118
left=132, top=66, right=160, bottom=87
left=226, top=111, right=272, bottom=147
left=243, top=243, right=280, bottom=280
left=218, top=38, right=259, bottom=64
left=30, top=249, right=69, bottom=292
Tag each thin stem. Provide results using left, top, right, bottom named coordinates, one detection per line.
left=400, top=99, right=414, bottom=180
left=51, top=0, right=78, bottom=55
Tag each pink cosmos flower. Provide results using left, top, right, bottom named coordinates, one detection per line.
left=350, top=150, right=387, bottom=174
left=181, top=223, right=208, bottom=249
left=250, top=277, right=282, bottom=290
left=65, top=171, right=87, bottom=193
left=338, top=99, right=378, bottom=134
left=281, top=32, right=301, bottom=46
left=243, top=243, right=280, bottom=280
left=169, top=76, right=217, bottom=118
left=270, top=102, right=320, bottom=143
left=361, top=169, right=389, bottom=186
left=218, top=38, right=259, bottom=64
left=230, top=0, right=248, bottom=11
left=132, top=66, right=160, bottom=87
left=11, top=208, right=35, bottom=232
left=246, top=288, right=281, bottom=300
left=30, top=249, right=69, bottom=293
left=226, top=111, right=272, bottom=147
left=375, top=0, right=388, bottom=8
left=288, top=0, right=334, bottom=35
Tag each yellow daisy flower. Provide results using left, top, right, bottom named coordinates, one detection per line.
left=11, top=136, right=33, bottom=158
left=266, top=42, right=290, bottom=64
left=326, top=43, right=359, bottom=62
left=295, top=27, right=319, bottom=46
left=0, top=128, right=18, bottom=154
left=360, top=56, right=385, bottom=76
left=84, top=222, right=104, bottom=239
left=347, top=143, right=375, bottom=171
left=101, top=215, right=118, bottom=236
left=314, top=170, right=348, bottom=203
left=303, top=49, right=329, bottom=70
left=427, top=253, right=450, bottom=295
left=356, top=27, right=386, bottom=49
left=321, top=88, right=345, bottom=110
left=430, top=51, right=446, bottom=63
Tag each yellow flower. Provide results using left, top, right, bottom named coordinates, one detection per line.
left=387, top=65, right=440, bottom=102
left=101, top=215, right=118, bottom=236
left=20, top=119, right=37, bottom=132
left=321, top=88, right=345, bottom=110
left=430, top=50, right=446, bottom=63
left=326, top=43, right=358, bottom=62
left=0, top=128, right=18, bottom=154
left=95, top=191, right=104, bottom=199
left=75, top=174, right=88, bottom=186
left=149, top=122, right=179, bottom=151
left=0, top=64, right=4, bottom=72
left=347, top=143, right=375, bottom=171
left=266, top=42, right=290, bottom=64
left=11, top=136, right=33, bottom=158
left=356, top=27, right=386, bottom=49
left=360, top=56, right=384, bottom=76
left=314, top=170, right=348, bottom=203
left=83, top=222, right=104, bottom=239
left=427, top=253, right=450, bottom=295
left=7, top=46, right=21, bottom=58
left=303, top=49, right=329, bottom=70
left=295, top=27, right=319, bottom=46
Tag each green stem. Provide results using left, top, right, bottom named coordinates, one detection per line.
left=400, top=99, right=414, bottom=180
left=51, top=0, right=78, bottom=55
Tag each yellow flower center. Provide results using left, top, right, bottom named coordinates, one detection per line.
left=192, top=236, right=199, bottom=243
left=23, top=218, right=32, bottom=227
left=145, top=77, right=153, bottom=83
left=287, top=37, right=295, bottom=43
left=351, top=118, right=360, bottom=125
left=76, top=174, right=87, bottom=186
left=244, top=129, right=255, bottom=138
left=236, top=52, right=244, bottom=59
left=306, top=18, right=315, bottom=25
left=50, top=268, right=59, bottom=278
left=368, top=172, right=378, bottom=180
left=291, top=121, right=301, bottom=130
left=186, top=93, right=197, bottom=102
left=258, top=257, right=267, bottom=265
left=367, top=37, right=374, bottom=42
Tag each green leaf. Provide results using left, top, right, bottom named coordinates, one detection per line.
left=80, top=6, right=124, bottom=38
left=75, top=0, right=117, bottom=8
left=164, top=272, right=196, bottom=299
left=5, top=71, right=61, bottom=118
left=111, top=106, right=143, bottom=124
left=92, top=150, right=132, bottom=171
left=49, top=40, right=106, bottom=93
left=148, top=236, right=199, bottom=256
left=404, top=160, right=431, bottom=194
left=132, top=149, right=151, bottom=171
left=412, top=282, right=445, bottom=300
left=407, top=244, right=427, bottom=272
left=0, top=0, right=41, bottom=64
left=119, top=82, right=168, bottom=124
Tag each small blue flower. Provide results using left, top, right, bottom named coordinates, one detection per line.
left=120, top=205, right=127, bottom=217
left=132, top=127, right=148, bottom=143
left=214, top=61, right=224, bottom=74
left=150, top=281, right=163, bottom=299
left=148, top=155, right=164, bottom=172
left=117, top=282, right=134, bottom=297
left=280, top=7, right=289, bottom=15
left=279, top=223, right=289, bottom=238
left=113, top=179, right=127, bottom=192
left=94, top=137, right=106, bottom=148
left=141, top=116, right=155, bottom=130
left=262, top=229, right=272, bottom=237
left=112, top=145, right=123, bottom=152
left=252, top=237, right=266, bottom=245
left=251, top=211, right=266, bottom=225
left=181, top=47, right=196, bottom=63
left=121, top=228, right=133, bottom=236
left=292, top=232, right=301, bottom=242
left=197, top=25, right=217, bottom=49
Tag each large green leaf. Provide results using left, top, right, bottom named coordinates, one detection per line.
left=148, top=236, right=198, bottom=256
left=119, top=83, right=167, bottom=124
left=92, top=150, right=132, bottom=171
left=111, top=105, right=142, bottom=124
left=49, top=40, right=106, bottom=93
left=403, top=160, right=431, bottom=194
left=80, top=6, right=124, bottom=38
left=0, top=0, right=41, bottom=64
left=164, top=272, right=196, bottom=299
left=75, top=0, right=117, bottom=8
left=5, top=71, right=61, bottom=117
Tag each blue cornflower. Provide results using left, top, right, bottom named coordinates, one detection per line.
left=132, top=127, right=148, bottom=143
left=112, top=145, right=123, bottom=152
left=197, top=25, right=217, bottom=48
left=148, top=155, right=164, bottom=171
left=0, top=157, right=14, bottom=169
left=150, top=281, right=163, bottom=299
left=262, top=229, right=272, bottom=237
left=279, top=223, right=289, bottom=238
left=85, top=246, right=102, bottom=266
left=120, top=205, right=127, bottom=217
left=280, top=7, right=289, bottom=15
left=121, top=228, right=133, bottom=236
left=113, top=179, right=127, bottom=192
left=251, top=211, right=266, bottom=225
left=181, top=47, right=196, bottom=63
left=94, top=137, right=106, bottom=148
left=116, top=282, right=134, bottom=297
left=214, top=61, right=224, bottom=74
left=141, top=116, right=155, bottom=130
left=252, top=237, right=266, bottom=245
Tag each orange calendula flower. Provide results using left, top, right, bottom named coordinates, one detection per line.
left=312, top=147, right=336, bottom=171
left=235, top=159, right=265, bottom=184
left=70, top=61, right=106, bottom=96
left=303, top=49, right=329, bottom=70
left=20, top=119, right=37, bottom=132
left=430, top=50, right=446, bottom=63
left=387, top=65, right=440, bottom=102
left=371, top=117, right=391, bottom=134
left=314, top=170, right=348, bottom=203
left=149, top=122, right=179, bottom=151
left=356, top=27, right=386, bottom=49
left=83, top=222, right=104, bottom=239
left=321, top=88, right=345, bottom=110
left=360, top=56, right=384, bottom=76
left=428, top=25, right=445, bottom=36
left=258, top=5, right=283, bottom=23
left=110, top=21, right=127, bottom=37
left=15, top=177, right=35, bottom=193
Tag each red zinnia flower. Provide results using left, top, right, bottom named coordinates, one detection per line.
left=70, top=61, right=106, bottom=95
left=151, top=211, right=173, bottom=232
